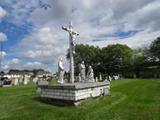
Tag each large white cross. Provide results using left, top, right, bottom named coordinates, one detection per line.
left=62, top=21, right=79, bottom=83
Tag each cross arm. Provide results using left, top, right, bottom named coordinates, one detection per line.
left=72, top=31, right=79, bottom=36
left=62, top=26, right=79, bottom=36
left=62, top=26, right=70, bottom=32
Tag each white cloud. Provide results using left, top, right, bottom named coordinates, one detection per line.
left=2, top=64, right=9, bottom=70
left=0, top=32, right=7, bottom=42
left=0, top=6, right=6, bottom=18
left=91, top=30, right=160, bottom=48
left=0, top=0, right=39, bottom=24
left=0, top=51, right=6, bottom=57
left=0, top=58, right=20, bottom=71
left=10, top=58, right=20, bottom=64
left=111, top=0, right=155, bottom=19
left=24, top=50, right=54, bottom=59
left=123, top=0, right=160, bottom=31
left=24, top=61, right=43, bottom=70
left=2, top=0, right=160, bottom=71
left=16, top=25, right=68, bottom=64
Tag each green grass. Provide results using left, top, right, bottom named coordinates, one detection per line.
left=0, top=79, right=160, bottom=120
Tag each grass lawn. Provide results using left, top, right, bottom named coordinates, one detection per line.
left=0, top=79, right=160, bottom=120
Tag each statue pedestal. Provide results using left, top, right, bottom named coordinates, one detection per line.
left=39, top=82, right=110, bottom=106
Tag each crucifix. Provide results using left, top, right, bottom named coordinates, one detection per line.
left=62, top=21, right=79, bottom=83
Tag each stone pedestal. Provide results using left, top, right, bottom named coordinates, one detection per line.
left=40, top=82, right=110, bottom=105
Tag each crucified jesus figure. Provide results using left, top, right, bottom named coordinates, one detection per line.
left=62, top=21, right=79, bottom=83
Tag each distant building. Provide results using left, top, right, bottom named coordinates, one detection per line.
left=36, top=70, right=52, bottom=79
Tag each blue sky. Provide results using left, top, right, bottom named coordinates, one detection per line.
left=0, top=0, right=160, bottom=72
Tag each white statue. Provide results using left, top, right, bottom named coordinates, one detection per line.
left=108, top=76, right=112, bottom=81
left=62, top=21, right=79, bottom=83
left=104, top=76, right=111, bottom=84
left=79, top=61, right=86, bottom=82
left=58, top=57, right=65, bottom=84
left=87, top=66, right=95, bottom=82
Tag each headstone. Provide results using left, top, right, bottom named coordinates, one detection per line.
left=104, top=77, right=111, bottom=95
left=24, top=75, right=31, bottom=85
left=133, top=74, right=137, bottom=78
left=14, top=78, right=19, bottom=85
left=99, top=73, right=102, bottom=81
left=113, top=75, right=120, bottom=80
left=19, top=77, right=23, bottom=84
left=23, top=79, right=28, bottom=85
left=95, top=77, right=98, bottom=82
left=33, top=77, right=38, bottom=83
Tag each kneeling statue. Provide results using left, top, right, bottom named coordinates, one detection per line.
left=87, top=66, right=95, bottom=82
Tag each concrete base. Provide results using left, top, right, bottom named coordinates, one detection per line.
left=39, top=81, right=110, bottom=105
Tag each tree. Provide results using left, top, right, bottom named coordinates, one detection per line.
left=101, top=44, right=133, bottom=74
left=131, top=48, right=147, bottom=77
left=150, top=37, right=160, bottom=62
left=66, top=44, right=101, bottom=75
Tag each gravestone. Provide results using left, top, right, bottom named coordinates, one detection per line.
left=13, top=78, right=19, bottom=85
left=99, top=73, right=102, bottom=81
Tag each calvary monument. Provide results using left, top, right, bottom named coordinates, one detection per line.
left=39, top=22, right=110, bottom=105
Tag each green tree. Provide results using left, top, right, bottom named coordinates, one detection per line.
left=150, top=37, right=160, bottom=62
left=131, top=48, right=147, bottom=77
left=101, top=44, right=133, bottom=74
left=67, top=44, right=101, bottom=75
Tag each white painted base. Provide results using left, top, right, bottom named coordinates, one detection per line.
left=40, top=82, right=110, bottom=104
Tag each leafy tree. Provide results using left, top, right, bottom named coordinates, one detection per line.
left=150, top=37, right=160, bottom=62
left=67, top=42, right=160, bottom=78
left=131, top=48, right=147, bottom=77
left=101, top=44, right=133, bottom=74
left=67, top=44, right=101, bottom=75
left=132, top=48, right=147, bottom=67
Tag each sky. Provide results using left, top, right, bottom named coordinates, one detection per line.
left=0, top=0, right=160, bottom=73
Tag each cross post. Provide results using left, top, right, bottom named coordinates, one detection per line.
left=62, top=21, right=79, bottom=83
